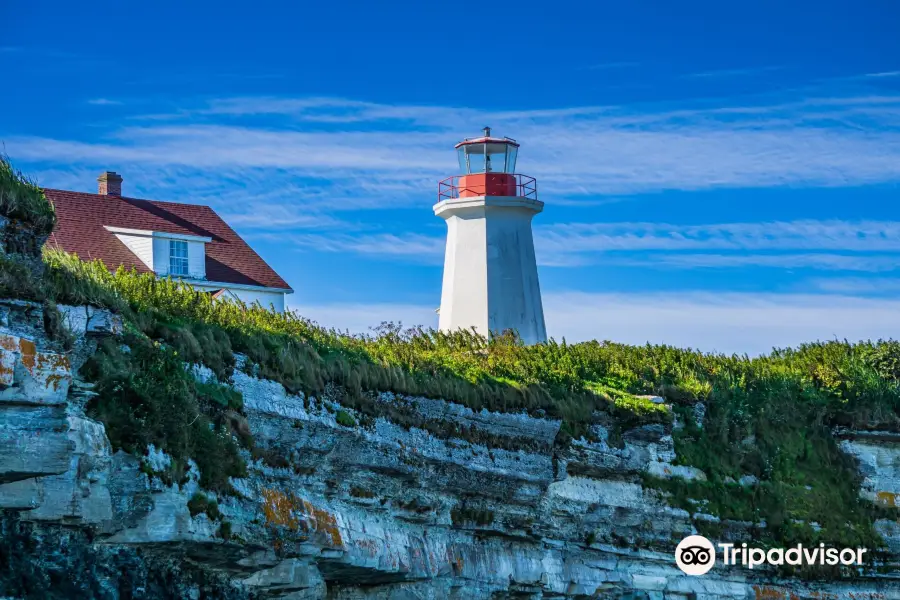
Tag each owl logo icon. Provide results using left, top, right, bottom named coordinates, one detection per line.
left=675, top=535, right=716, bottom=575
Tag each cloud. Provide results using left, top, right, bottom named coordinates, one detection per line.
left=538, top=220, right=900, bottom=253
left=290, top=292, right=900, bottom=356
left=6, top=92, right=900, bottom=208
left=807, top=277, right=900, bottom=293
left=578, top=61, right=640, bottom=71
left=87, top=98, right=122, bottom=106
left=616, top=253, right=900, bottom=272
left=287, top=301, right=439, bottom=335
left=543, top=292, right=900, bottom=354
left=683, top=66, right=784, bottom=79
left=279, top=232, right=445, bottom=262
left=273, top=219, right=900, bottom=272
left=534, top=220, right=900, bottom=269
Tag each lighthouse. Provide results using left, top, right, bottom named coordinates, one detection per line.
left=434, top=128, right=547, bottom=344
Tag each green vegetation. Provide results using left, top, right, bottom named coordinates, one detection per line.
left=349, top=486, right=376, bottom=499
left=0, top=253, right=43, bottom=301
left=451, top=507, right=495, bottom=527
left=335, top=409, right=357, bottom=427
left=81, top=334, right=248, bottom=492
left=2, top=155, right=900, bottom=558
left=31, top=250, right=900, bottom=553
left=0, top=155, right=56, bottom=236
left=187, top=492, right=222, bottom=521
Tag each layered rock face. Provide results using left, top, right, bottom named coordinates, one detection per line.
left=2, top=301, right=900, bottom=599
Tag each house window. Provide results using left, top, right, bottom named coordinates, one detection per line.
left=169, top=240, right=189, bottom=276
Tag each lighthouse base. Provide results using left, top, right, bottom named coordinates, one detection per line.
left=434, top=195, right=547, bottom=344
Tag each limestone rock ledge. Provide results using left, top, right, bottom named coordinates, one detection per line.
left=2, top=301, right=900, bottom=599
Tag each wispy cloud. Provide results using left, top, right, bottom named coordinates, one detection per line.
left=278, top=232, right=445, bottom=261
left=87, top=98, right=122, bottom=106
left=684, top=66, right=784, bottom=79
left=807, top=277, right=900, bottom=293
left=7, top=92, right=900, bottom=209
left=539, top=220, right=900, bottom=253
left=866, top=71, right=900, bottom=78
left=578, top=61, right=639, bottom=71
left=621, top=253, right=900, bottom=273
left=276, top=219, right=900, bottom=272
left=544, top=292, right=900, bottom=354
left=290, top=292, right=900, bottom=355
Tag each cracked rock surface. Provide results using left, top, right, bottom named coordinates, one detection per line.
left=2, top=300, right=900, bottom=599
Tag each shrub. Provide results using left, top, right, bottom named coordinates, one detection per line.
left=349, top=486, right=376, bottom=499
left=0, top=155, right=56, bottom=236
left=450, top=507, right=494, bottom=527
left=9, top=244, right=900, bottom=554
left=205, top=498, right=221, bottom=521
left=82, top=335, right=247, bottom=493
left=187, top=493, right=209, bottom=517
left=335, top=409, right=357, bottom=428
left=0, top=254, right=44, bottom=300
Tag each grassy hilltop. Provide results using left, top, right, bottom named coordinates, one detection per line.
left=2, top=155, right=899, bottom=558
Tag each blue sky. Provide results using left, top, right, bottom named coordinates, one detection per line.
left=3, top=0, right=900, bottom=354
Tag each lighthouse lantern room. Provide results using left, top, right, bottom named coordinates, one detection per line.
left=434, top=128, right=547, bottom=344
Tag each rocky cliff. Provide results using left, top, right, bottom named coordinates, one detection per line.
left=1, top=298, right=900, bottom=599
left=3, top=158, right=900, bottom=599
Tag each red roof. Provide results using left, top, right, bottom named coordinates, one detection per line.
left=43, top=189, right=292, bottom=291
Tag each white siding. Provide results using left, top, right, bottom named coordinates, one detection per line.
left=113, top=233, right=154, bottom=271
left=192, top=283, right=287, bottom=313
left=187, top=241, right=206, bottom=279
left=434, top=196, right=546, bottom=344
left=228, top=288, right=285, bottom=313
left=152, top=237, right=170, bottom=275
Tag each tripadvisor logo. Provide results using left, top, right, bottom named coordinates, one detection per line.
left=676, top=535, right=716, bottom=575
left=675, top=535, right=867, bottom=576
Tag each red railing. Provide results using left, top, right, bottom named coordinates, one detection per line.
left=438, top=173, right=538, bottom=202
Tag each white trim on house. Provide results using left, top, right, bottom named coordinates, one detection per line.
left=103, top=226, right=213, bottom=243
left=189, top=281, right=288, bottom=313
left=181, top=279, right=293, bottom=294
left=103, top=227, right=290, bottom=313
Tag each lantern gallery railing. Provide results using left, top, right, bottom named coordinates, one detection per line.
left=437, top=173, right=538, bottom=202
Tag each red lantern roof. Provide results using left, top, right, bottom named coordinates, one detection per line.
left=454, top=127, right=519, bottom=149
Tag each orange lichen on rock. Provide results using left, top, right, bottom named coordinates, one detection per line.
left=17, top=337, right=36, bottom=372
left=260, top=488, right=343, bottom=548
left=300, top=498, right=343, bottom=547
left=0, top=334, right=19, bottom=353
left=752, top=587, right=798, bottom=600
left=261, top=488, right=302, bottom=530
left=0, top=349, right=14, bottom=385
left=0, top=334, right=70, bottom=391
left=753, top=588, right=872, bottom=600
left=876, top=491, right=898, bottom=508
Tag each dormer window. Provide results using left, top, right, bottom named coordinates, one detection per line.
left=169, top=240, right=189, bottom=276
left=104, top=226, right=211, bottom=280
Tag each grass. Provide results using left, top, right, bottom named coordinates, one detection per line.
left=0, top=156, right=56, bottom=236
left=3, top=153, right=900, bottom=555
left=30, top=251, right=900, bottom=548
left=81, top=333, right=248, bottom=492
left=0, top=253, right=44, bottom=301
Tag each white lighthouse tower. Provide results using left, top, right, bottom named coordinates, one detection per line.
left=434, top=128, right=547, bottom=344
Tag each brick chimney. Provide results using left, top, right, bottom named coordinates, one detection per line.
left=97, top=171, right=123, bottom=196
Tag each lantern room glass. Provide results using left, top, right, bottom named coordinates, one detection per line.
left=456, top=142, right=518, bottom=174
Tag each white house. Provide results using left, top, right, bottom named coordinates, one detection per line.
left=44, top=171, right=292, bottom=312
